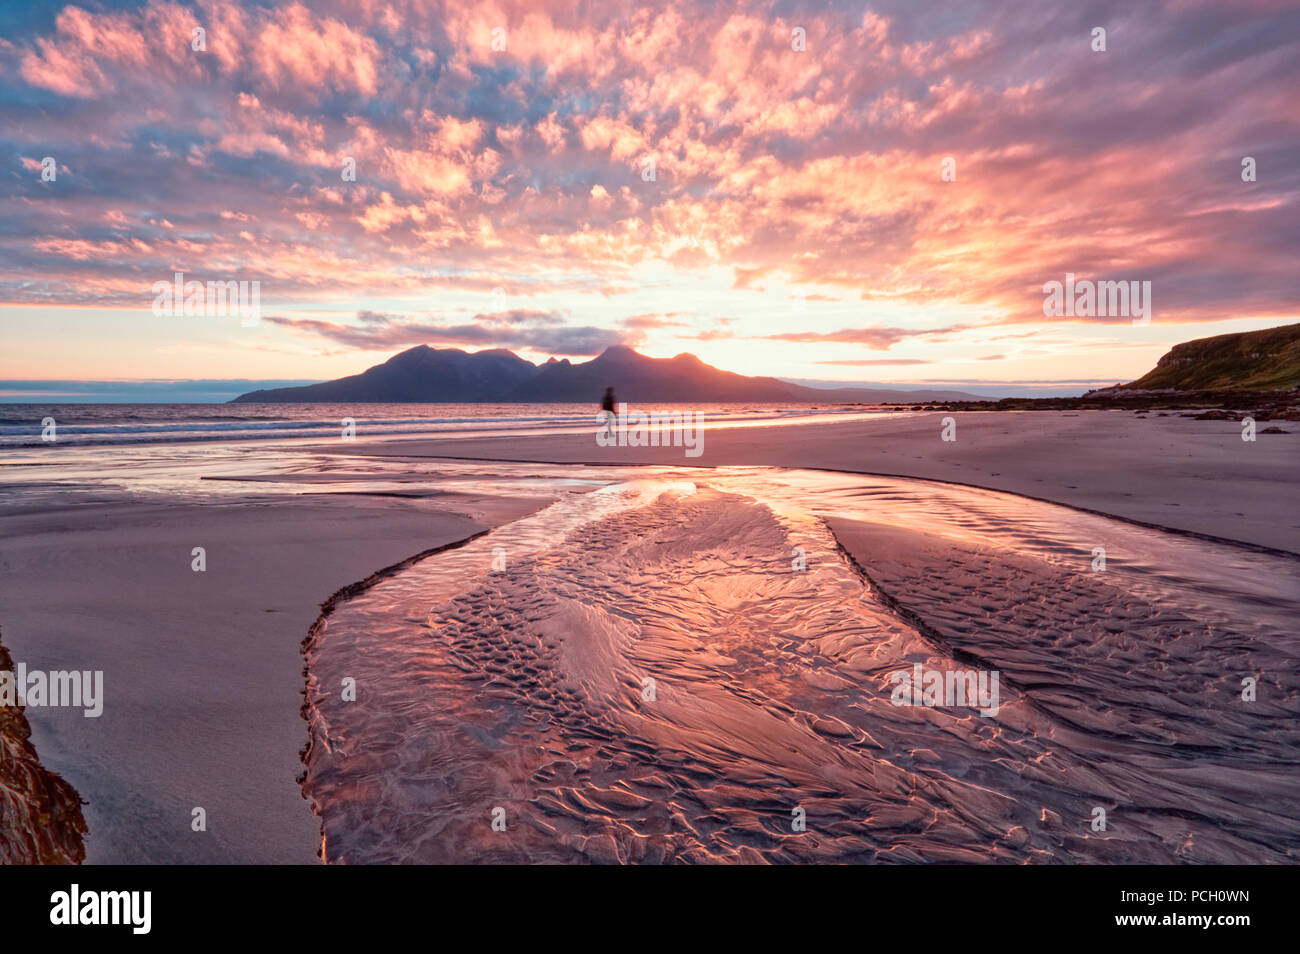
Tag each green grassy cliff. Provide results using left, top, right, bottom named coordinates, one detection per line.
left=1122, top=323, right=1300, bottom=391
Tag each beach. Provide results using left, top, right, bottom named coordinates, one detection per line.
left=3, top=0, right=1296, bottom=923
left=0, top=461, right=558, bottom=863
left=326, top=408, right=1300, bottom=554
left=0, top=408, right=1296, bottom=863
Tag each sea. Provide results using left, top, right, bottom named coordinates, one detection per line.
left=0, top=401, right=886, bottom=449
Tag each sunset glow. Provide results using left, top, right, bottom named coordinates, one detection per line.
left=1, top=1, right=1297, bottom=390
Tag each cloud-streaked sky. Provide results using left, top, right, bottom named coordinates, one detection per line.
left=1, top=0, right=1297, bottom=391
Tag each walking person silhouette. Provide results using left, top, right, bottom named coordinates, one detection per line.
left=600, top=387, right=617, bottom=441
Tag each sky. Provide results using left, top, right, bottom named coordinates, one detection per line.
left=1, top=0, right=1297, bottom=399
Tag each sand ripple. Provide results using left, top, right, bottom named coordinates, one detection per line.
left=301, top=468, right=1300, bottom=863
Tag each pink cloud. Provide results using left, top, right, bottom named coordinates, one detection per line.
left=252, top=2, right=381, bottom=95
left=0, top=0, right=1295, bottom=339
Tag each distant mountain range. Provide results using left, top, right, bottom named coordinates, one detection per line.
left=230, top=345, right=984, bottom=403
left=1108, top=322, right=1300, bottom=392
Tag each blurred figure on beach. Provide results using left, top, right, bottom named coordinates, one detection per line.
left=600, top=387, right=617, bottom=440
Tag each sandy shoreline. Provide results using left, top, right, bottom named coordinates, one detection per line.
left=297, top=466, right=1300, bottom=863
left=1, top=408, right=1295, bottom=863
left=0, top=488, right=551, bottom=863
left=320, top=409, right=1299, bottom=554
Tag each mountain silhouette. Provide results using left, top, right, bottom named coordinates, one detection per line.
left=229, top=345, right=982, bottom=403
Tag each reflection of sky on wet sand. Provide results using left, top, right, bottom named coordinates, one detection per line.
left=289, top=459, right=1299, bottom=864
left=6, top=445, right=1294, bottom=624
left=8, top=442, right=1296, bottom=863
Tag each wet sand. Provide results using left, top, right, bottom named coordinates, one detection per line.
left=1, top=409, right=1295, bottom=864
left=320, top=409, right=1300, bottom=554
left=0, top=488, right=550, bottom=863
left=301, top=468, right=1300, bottom=863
